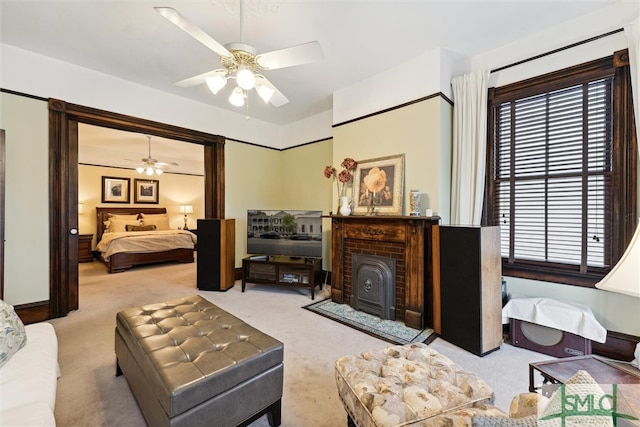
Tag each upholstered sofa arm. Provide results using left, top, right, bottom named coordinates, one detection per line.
left=508, top=392, right=549, bottom=418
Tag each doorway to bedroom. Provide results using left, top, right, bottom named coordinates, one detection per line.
left=49, top=99, right=226, bottom=318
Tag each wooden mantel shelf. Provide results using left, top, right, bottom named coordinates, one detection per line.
left=330, top=215, right=441, bottom=332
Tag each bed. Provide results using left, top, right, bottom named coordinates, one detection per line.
left=95, top=207, right=196, bottom=273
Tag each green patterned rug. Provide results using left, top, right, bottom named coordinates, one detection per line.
left=303, top=299, right=435, bottom=345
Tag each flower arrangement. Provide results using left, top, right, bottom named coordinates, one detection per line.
left=324, top=158, right=358, bottom=197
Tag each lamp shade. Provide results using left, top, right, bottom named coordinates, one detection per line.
left=236, top=65, right=256, bottom=90
left=229, top=87, right=245, bottom=107
left=256, top=83, right=275, bottom=104
left=179, top=205, right=194, bottom=214
left=206, top=74, right=227, bottom=94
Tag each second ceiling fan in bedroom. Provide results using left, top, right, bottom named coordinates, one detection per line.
left=155, top=2, right=324, bottom=108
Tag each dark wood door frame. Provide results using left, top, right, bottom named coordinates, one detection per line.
left=45, top=98, right=225, bottom=320
left=0, top=130, right=5, bottom=300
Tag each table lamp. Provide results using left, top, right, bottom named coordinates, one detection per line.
left=179, top=205, right=193, bottom=230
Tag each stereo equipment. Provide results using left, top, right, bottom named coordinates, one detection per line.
left=197, top=218, right=236, bottom=291
left=510, top=318, right=592, bottom=358
left=440, top=225, right=503, bottom=356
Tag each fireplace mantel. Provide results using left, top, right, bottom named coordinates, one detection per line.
left=330, top=215, right=441, bottom=332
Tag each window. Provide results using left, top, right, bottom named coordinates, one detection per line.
left=486, top=51, right=637, bottom=287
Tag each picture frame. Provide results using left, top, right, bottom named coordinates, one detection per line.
left=134, top=179, right=159, bottom=204
left=352, top=154, right=405, bottom=216
left=101, top=176, right=130, bottom=204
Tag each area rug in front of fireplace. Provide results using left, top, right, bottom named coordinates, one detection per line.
left=303, top=299, right=435, bottom=345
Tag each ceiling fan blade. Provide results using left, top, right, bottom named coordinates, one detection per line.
left=154, top=161, right=180, bottom=167
left=174, top=69, right=227, bottom=88
left=155, top=7, right=234, bottom=60
left=255, top=75, right=289, bottom=107
left=256, top=41, right=324, bottom=70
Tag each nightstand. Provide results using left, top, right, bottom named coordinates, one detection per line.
left=78, top=234, right=94, bottom=262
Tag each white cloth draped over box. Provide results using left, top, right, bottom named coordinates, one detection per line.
left=96, top=229, right=196, bottom=261
left=502, top=297, right=607, bottom=343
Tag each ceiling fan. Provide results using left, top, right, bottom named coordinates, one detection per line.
left=126, top=136, right=179, bottom=176
left=154, top=3, right=324, bottom=108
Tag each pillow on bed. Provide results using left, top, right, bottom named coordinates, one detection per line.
left=106, top=218, right=140, bottom=233
left=140, top=213, right=170, bottom=230
left=108, top=213, right=139, bottom=221
left=126, top=224, right=157, bottom=232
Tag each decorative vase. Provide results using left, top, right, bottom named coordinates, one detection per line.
left=339, top=196, right=352, bottom=216
left=409, top=190, right=421, bottom=216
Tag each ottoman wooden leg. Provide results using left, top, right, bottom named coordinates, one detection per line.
left=267, top=399, right=282, bottom=426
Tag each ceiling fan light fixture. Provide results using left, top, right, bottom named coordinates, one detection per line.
left=146, top=167, right=155, bottom=176
left=229, top=86, right=245, bottom=107
left=256, top=83, right=275, bottom=104
left=155, top=168, right=164, bottom=176
left=236, top=65, right=256, bottom=90
left=136, top=166, right=145, bottom=174
left=205, top=74, right=227, bottom=94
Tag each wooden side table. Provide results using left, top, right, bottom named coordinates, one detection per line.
left=78, top=234, right=94, bottom=262
left=529, top=355, right=640, bottom=393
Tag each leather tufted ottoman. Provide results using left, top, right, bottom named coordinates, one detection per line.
left=335, top=343, right=498, bottom=427
left=115, top=295, right=284, bottom=427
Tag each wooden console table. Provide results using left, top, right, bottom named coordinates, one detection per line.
left=242, top=256, right=322, bottom=299
left=330, top=215, right=440, bottom=332
left=530, top=355, right=640, bottom=393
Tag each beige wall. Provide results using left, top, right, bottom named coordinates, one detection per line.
left=224, top=139, right=333, bottom=267
left=2, top=90, right=639, bottom=337
left=78, top=165, right=205, bottom=248
left=332, top=96, right=452, bottom=221
left=1, top=93, right=49, bottom=304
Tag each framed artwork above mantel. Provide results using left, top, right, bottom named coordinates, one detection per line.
left=352, top=154, right=404, bottom=216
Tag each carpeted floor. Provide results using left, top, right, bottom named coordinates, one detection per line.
left=50, top=259, right=554, bottom=426
left=304, top=299, right=435, bottom=345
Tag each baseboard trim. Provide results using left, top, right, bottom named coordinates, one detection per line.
left=14, top=300, right=51, bottom=325
left=592, top=330, right=640, bottom=362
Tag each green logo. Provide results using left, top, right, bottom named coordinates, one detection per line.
left=540, top=383, right=638, bottom=426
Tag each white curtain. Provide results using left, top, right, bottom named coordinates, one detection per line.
left=596, top=18, right=640, bottom=301
left=450, top=70, right=490, bottom=225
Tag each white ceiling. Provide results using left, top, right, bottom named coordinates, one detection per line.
left=0, top=0, right=625, bottom=174
left=0, top=0, right=622, bottom=126
left=78, top=124, right=204, bottom=175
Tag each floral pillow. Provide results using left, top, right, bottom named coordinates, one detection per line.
left=0, top=299, right=27, bottom=368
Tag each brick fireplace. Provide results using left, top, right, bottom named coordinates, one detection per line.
left=331, top=216, right=441, bottom=331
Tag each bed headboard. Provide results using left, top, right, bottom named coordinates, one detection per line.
left=96, top=207, right=167, bottom=242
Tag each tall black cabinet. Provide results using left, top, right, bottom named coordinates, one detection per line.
left=197, top=219, right=236, bottom=291
left=440, top=225, right=502, bottom=356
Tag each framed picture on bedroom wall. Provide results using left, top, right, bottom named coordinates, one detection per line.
left=101, top=176, right=130, bottom=203
left=134, top=179, right=159, bottom=204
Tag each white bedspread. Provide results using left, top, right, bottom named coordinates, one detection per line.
left=502, top=297, right=607, bottom=343
left=96, top=230, right=196, bottom=260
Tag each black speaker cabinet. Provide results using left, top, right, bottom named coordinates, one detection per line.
left=197, top=219, right=235, bottom=291
left=510, top=318, right=592, bottom=358
left=440, top=225, right=502, bottom=356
